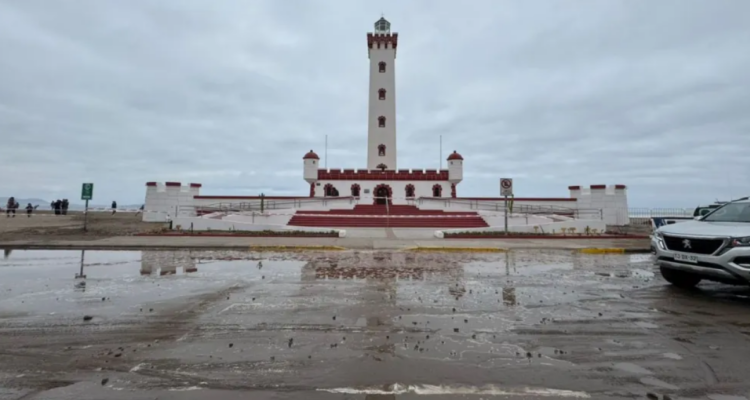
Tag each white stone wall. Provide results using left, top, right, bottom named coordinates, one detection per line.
left=367, top=37, right=397, bottom=170
left=172, top=215, right=344, bottom=236
left=315, top=180, right=451, bottom=204
left=142, top=182, right=200, bottom=222
left=438, top=219, right=607, bottom=237
left=191, top=197, right=356, bottom=210
left=569, top=185, right=630, bottom=225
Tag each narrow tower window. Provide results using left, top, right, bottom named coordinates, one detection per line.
left=378, top=116, right=386, bottom=128
left=432, top=184, right=442, bottom=197
left=378, top=62, right=386, bottom=73
left=378, top=89, right=386, bottom=100
left=378, top=144, right=386, bottom=156
left=405, top=184, right=415, bottom=198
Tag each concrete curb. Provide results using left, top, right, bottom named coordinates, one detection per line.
left=134, top=233, right=338, bottom=238
left=248, top=245, right=348, bottom=252
left=577, top=248, right=652, bottom=254
left=405, top=247, right=507, bottom=253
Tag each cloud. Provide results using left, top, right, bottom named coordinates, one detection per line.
left=0, top=0, right=748, bottom=207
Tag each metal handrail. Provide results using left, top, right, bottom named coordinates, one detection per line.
left=196, top=196, right=356, bottom=214
left=415, top=197, right=603, bottom=220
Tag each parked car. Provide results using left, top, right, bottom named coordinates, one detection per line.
left=653, top=199, right=750, bottom=288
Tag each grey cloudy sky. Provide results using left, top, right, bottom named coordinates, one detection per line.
left=1, top=0, right=749, bottom=207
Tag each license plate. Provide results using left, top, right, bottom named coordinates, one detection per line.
left=674, top=253, right=698, bottom=264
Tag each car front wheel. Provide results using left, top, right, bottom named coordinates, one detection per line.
left=660, top=266, right=701, bottom=288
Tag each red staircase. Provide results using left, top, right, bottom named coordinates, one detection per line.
left=287, top=205, right=489, bottom=228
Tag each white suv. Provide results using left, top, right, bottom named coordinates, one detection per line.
left=653, top=199, right=750, bottom=288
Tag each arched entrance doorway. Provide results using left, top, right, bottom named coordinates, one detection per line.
left=324, top=184, right=339, bottom=197
left=372, top=184, right=392, bottom=205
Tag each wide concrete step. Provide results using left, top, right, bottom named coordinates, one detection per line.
left=288, top=215, right=489, bottom=228
left=299, top=210, right=479, bottom=215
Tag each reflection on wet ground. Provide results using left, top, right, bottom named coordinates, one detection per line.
left=1, top=250, right=750, bottom=399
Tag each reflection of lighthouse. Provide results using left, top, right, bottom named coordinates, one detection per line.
left=298, top=251, right=466, bottom=399
left=140, top=251, right=198, bottom=276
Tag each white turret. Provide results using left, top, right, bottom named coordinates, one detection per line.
left=303, top=150, right=320, bottom=184
left=447, top=150, right=464, bottom=184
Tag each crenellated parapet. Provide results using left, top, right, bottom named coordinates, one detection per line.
left=143, top=182, right=202, bottom=222
left=568, top=184, right=629, bottom=225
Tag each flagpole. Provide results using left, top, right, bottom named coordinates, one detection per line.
left=439, top=135, right=442, bottom=170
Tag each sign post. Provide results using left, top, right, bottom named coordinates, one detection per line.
left=81, top=183, right=94, bottom=232
left=500, top=178, right=514, bottom=234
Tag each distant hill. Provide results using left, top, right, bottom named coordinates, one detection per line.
left=0, top=197, right=47, bottom=207
left=1, top=197, right=142, bottom=210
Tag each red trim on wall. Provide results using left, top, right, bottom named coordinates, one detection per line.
left=567, top=186, right=580, bottom=190
left=452, top=197, right=577, bottom=202
left=590, top=185, right=606, bottom=189
left=318, top=170, right=449, bottom=181
left=165, top=182, right=181, bottom=187
left=615, top=184, right=627, bottom=189
left=146, top=182, right=157, bottom=187
left=194, top=196, right=307, bottom=200
left=189, top=183, right=202, bottom=188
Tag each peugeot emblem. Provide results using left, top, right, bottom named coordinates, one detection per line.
left=682, top=239, right=691, bottom=249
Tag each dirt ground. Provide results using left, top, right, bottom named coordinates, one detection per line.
left=0, top=211, right=165, bottom=242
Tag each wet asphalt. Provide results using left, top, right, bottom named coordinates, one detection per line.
left=1, top=249, right=750, bottom=400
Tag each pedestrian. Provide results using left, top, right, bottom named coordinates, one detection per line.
left=25, top=203, right=33, bottom=217
left=111, top=201, right=117, bottom=215
left=6, top=197, right=16, bottom=217
left=62, top=199, right=69, bottom=215
left=54, top=199, right=61, bottom=216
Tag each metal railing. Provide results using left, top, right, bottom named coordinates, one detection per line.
left=416, top=197, right=604, bottom=220
left=194, top=197, right=356, bottom=215
left=628, top=208, right=693, bottom=218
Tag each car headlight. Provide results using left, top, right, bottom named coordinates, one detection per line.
left=730, top=237, right=750, bottom=247
left=652, top=231, right=666, bottom=250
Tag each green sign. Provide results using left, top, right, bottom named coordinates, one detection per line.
left=81, top=183, right=94, bottom=200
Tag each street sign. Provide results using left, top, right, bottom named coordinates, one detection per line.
left=81, top=183, right=94, bottom=201
left=500, top=178, right=513, bottom=197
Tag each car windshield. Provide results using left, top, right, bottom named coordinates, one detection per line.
left=702, top=202, right=750, bottom=222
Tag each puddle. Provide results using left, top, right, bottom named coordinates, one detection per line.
left=640, top=376, right=679, bottom=390
left=317, top=383, right=590, bottom=397
left=0, top=249, right=691, bottom=396
left=613, top=362, right=653, bottom=375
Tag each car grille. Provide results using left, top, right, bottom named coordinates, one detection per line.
left=663, top=235, right=724, bottom=255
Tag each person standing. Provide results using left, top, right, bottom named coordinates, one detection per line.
left=6, top=197, right=15, bottom=217
left=61, top=199, right=69, bottom=215
left=25, top=203, right=33, bottom=217
left=111, top=201, right=117, bottom=215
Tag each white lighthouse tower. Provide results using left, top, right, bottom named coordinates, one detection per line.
left=366, top=17, right=398, bottom=170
